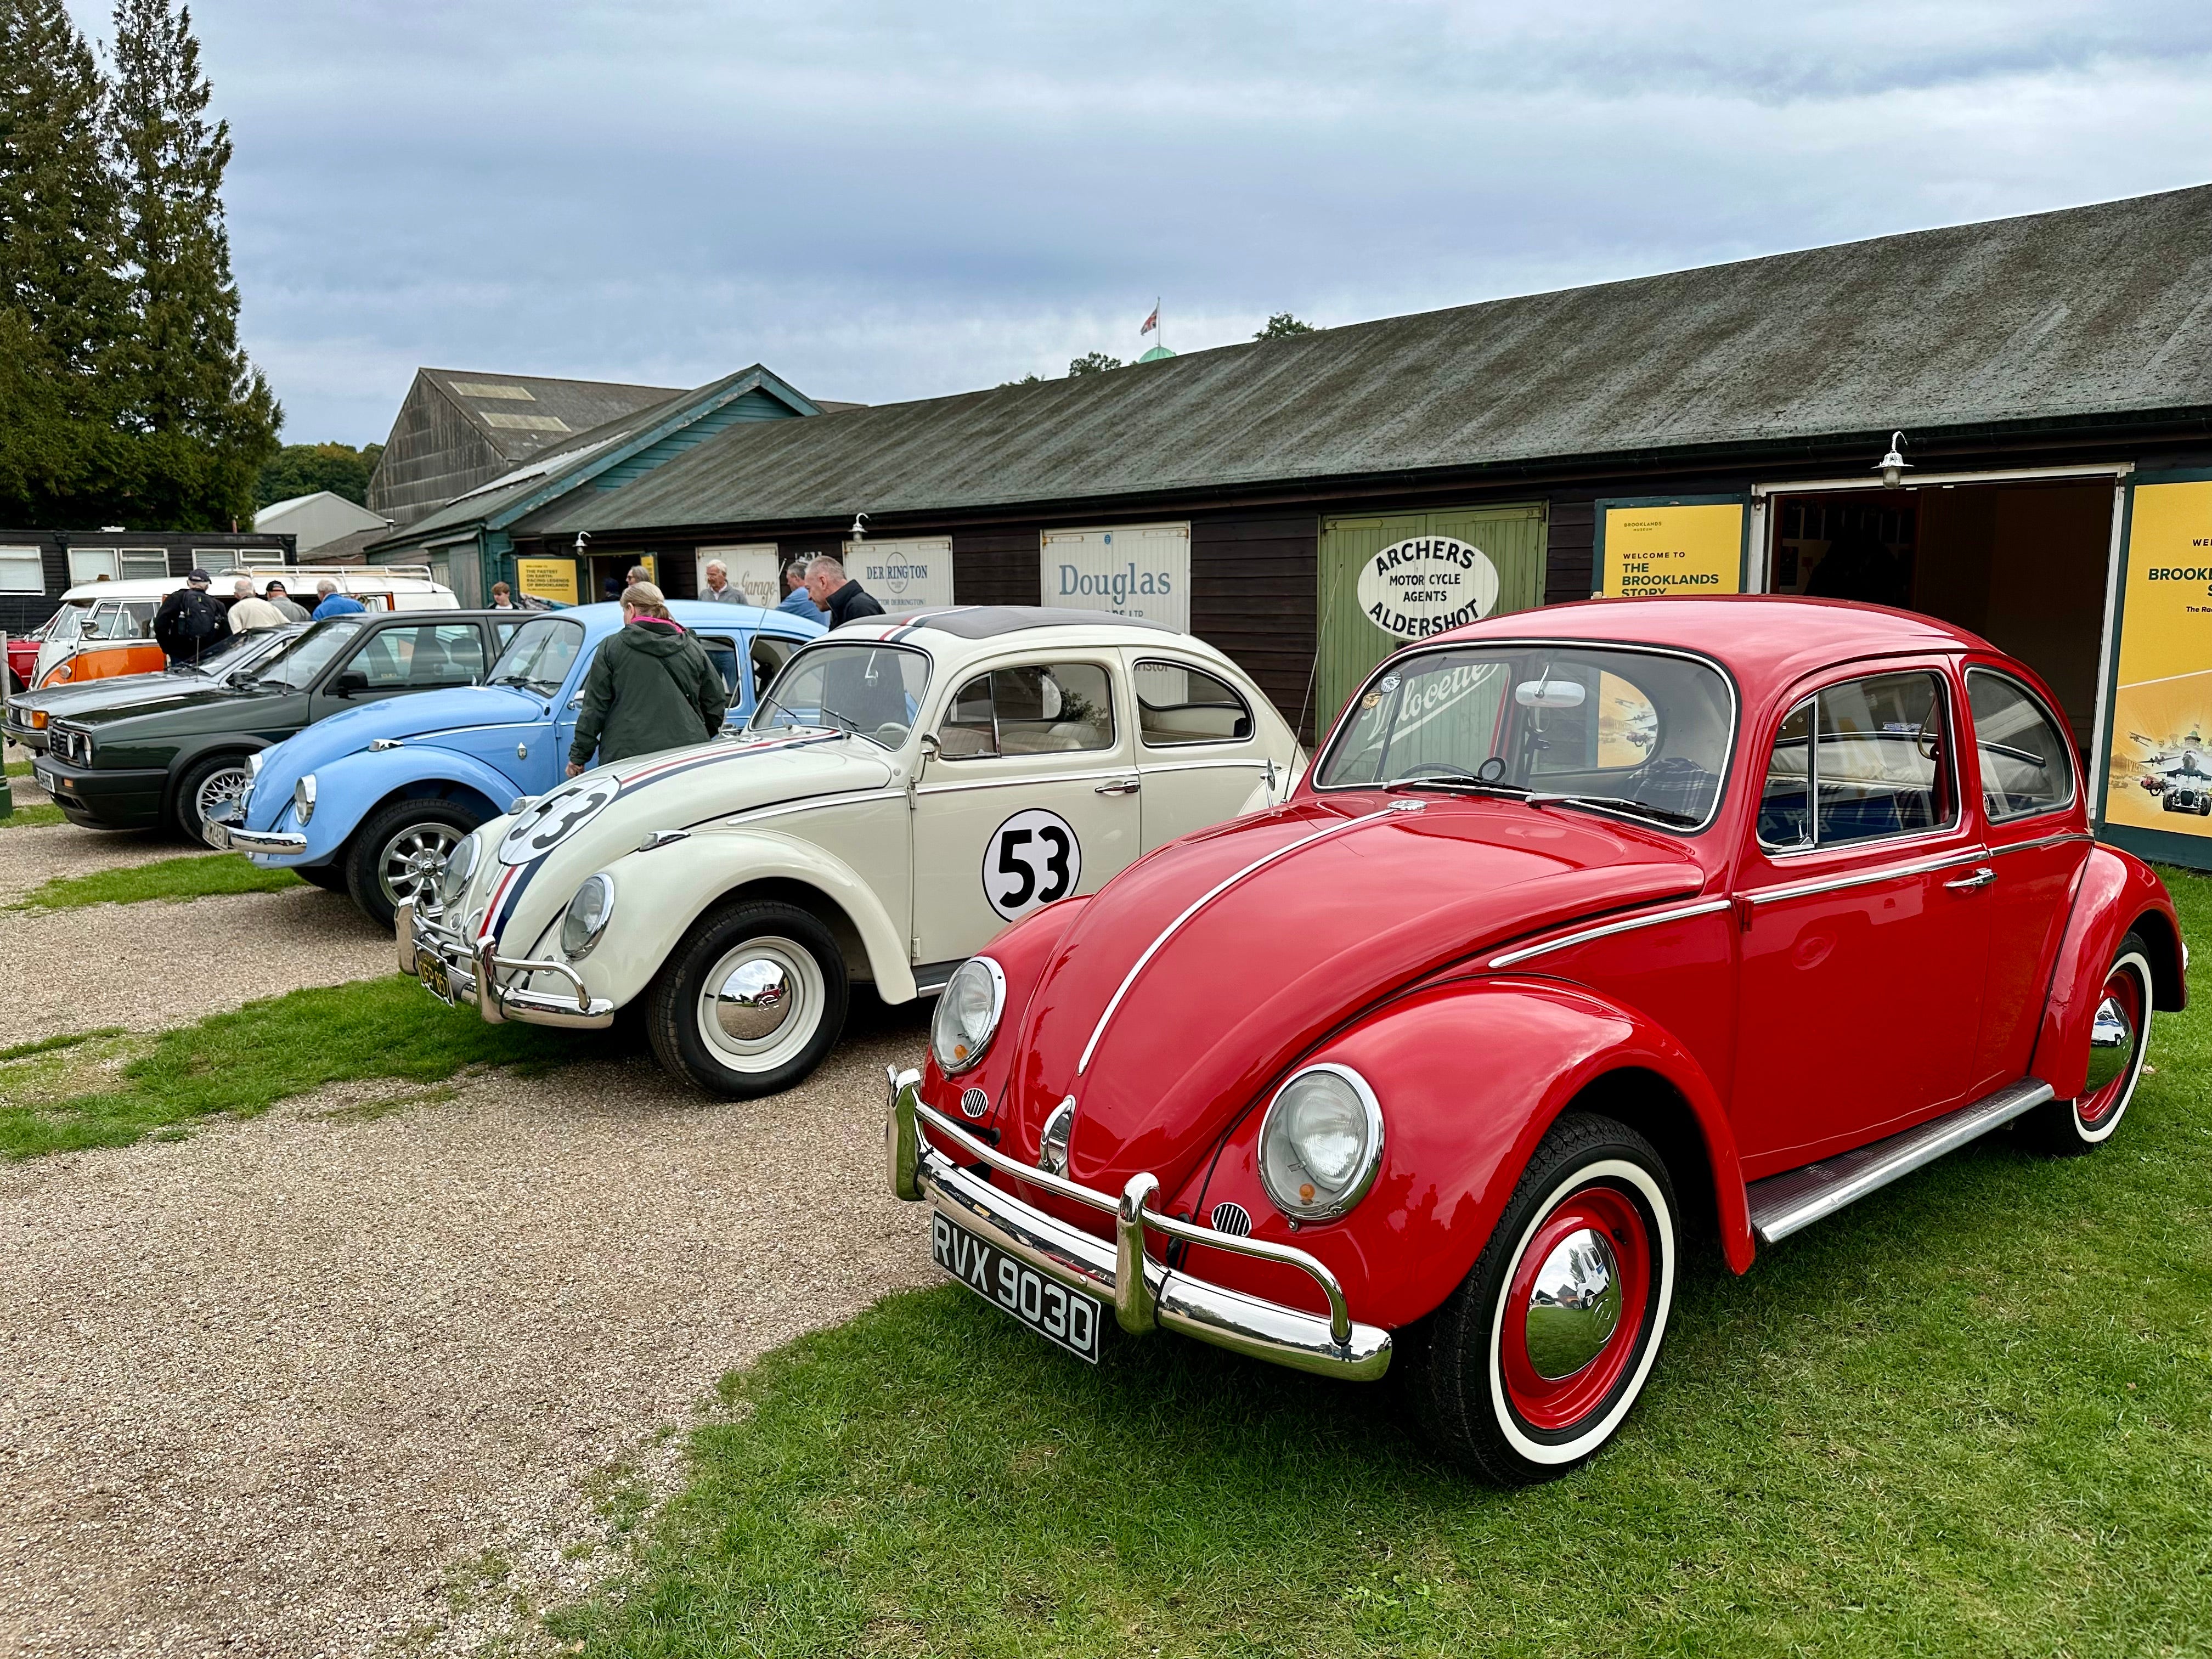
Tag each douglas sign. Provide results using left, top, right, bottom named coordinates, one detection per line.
left=1357, top=536, right=1501, bottom=640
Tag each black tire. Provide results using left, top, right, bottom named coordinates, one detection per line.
left=1407, top=1112, right=1678, bottom=1486
left=345, top=798, right=479, bottom=930
left=297, top=861, right=350, bottom=894
left=171, top=752, right=256, bottom=845
left=2019, top=933, right=2154, bottom=1157
left=645, top=899, right=848, bottom=1099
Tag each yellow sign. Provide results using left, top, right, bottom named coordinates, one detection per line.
left=515, top=558, right=578, bottom=606
left=2103, top=479, right=2212, bottom=837
left=1598, top=501, right=1745, bottom=599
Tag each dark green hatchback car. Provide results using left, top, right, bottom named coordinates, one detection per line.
left=33, top=610, right=522, bottom=844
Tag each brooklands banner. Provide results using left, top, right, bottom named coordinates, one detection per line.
left=1357, top=536, right=1502, bottom=640
left=2102, top=476, right=2212, bottom=848
left=1595, top=498, right=1749, bottom=599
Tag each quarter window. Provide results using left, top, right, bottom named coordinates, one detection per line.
left=1967, top=669, right=2074, bottom=821
left=936, top=662, right=1116, bottom=758
left=1760, top=670, right=1957, bottom=851
left=1133, top=659, right=1254, bottom=746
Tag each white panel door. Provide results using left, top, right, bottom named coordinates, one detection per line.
left=699, top=544, right=781, bottom=608
left=844, top=538, right=955, bottom=619
left=1041, top=522, right=1190, bottom=632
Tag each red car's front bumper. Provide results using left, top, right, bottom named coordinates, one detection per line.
left=886, top=1068, right=1392, bottom=1380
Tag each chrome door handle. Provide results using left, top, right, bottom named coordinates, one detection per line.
left=1095, top=778, right=1141, bottom=796
left=1943, top=866, right=1996, bottom=891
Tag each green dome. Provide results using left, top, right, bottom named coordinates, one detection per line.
left=1138, top=345, right=1176, bottom=363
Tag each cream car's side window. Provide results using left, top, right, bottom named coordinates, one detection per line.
left=1133, top=659, right=1254, bottom=746
left=935, top=662, right=1116, bottom=759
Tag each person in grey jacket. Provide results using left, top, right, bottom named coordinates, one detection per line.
left=566, top=584, right=729, bottom=775
left=700, top=560, right=744, bottom=603
left=262, top=580, right=311, bottom=623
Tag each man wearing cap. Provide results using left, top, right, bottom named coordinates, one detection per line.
left=153, top=569, right=233, bottom=665
left=263, top=580, right=310, bottom=623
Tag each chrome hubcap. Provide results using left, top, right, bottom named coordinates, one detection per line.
left=713, top=957, right=793, bottom=1042
left=2083, top=990, right=2137, bottom=1097
left=1523, top=1227, right=1623, bottom=1380
left=379, top=823, right=463, bottom=912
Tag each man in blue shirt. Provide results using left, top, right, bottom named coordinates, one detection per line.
left=776, top=561, right=825, bottom=625
left=311, top=579, right=365, bottom=620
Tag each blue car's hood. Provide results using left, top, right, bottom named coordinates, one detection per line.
left=246, top=686, right=543, bottom=828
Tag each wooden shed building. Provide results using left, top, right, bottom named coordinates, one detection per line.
left=503, top=184, right=2212, bottom=867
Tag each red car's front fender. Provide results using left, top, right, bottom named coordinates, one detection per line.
left=2032, top=844, right=2185, bottom=1101
left=1177, top=977, right=1753, bottom=1332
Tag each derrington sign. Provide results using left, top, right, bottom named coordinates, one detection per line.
left=1357, top=537, right=1501, bottom=640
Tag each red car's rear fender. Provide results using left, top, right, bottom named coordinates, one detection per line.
left=2032, top=845, right=2185, bottom=1101
left=1177, top=978, right=1753, bottom=1333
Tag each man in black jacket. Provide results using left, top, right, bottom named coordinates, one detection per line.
left=152, top=570, right=233, bottom=665
left=804, top=555, right=887, bottom=628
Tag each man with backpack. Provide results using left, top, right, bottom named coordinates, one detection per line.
left=152, top=570, right=233, bottom=665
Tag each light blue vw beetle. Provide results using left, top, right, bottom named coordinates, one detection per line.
left=211, top=600, right=823, bottom=926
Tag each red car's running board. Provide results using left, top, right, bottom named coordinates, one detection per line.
left=1746, top=1078, right=2056, bottom=1246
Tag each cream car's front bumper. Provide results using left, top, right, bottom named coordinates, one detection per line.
left=886, top=1068, right=1392, bottom=1380
left=399, top=898, right=615, bottom=1029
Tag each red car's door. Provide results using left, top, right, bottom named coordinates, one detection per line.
left=1731, top=661, right=1991, bottom=1178
left=1961, top=664, right=2094, bottom=1092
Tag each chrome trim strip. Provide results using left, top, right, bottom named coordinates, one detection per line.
left=1740, top=845, right=1989, bottom=905
left=1486, top=895, right=1731, bottom=969
left=1076, top=803, right=1418, bottom=1074
left=1747, top=1078, right=2053, bottom=1245
left=1133, top=757, right=1276, bottom=771
left=915, top=765, right=1139, bottom=796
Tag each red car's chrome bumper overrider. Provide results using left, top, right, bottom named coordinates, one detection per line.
left=886, top=1068, right=1392, bottom=1380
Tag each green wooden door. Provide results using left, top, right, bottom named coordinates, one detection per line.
left=1316, top=503, right=1547, bottom=738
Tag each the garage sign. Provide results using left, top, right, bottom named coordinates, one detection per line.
left=1356, top=537, right=1501, bottom=640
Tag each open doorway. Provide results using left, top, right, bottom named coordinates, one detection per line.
left=1767, top=480, right=2115, bottom=747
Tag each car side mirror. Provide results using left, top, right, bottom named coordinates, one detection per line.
left=333, top=668, right=368, bottom=696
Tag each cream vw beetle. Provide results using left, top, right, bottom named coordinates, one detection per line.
left=404, top=607, right=1304, bottom=1096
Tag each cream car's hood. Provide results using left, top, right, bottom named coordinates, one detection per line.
left=453, top=729, right=894, bottom=951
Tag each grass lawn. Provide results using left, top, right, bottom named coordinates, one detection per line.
left=553, top=867, right=2212, bottom=1658
left=9, top=851, right=303, bottom=910
left=0, top=802, right=65, bottom=828
left=0, top=973, right=586, bottom=1159
left=4, top=758, right=30, bottom=777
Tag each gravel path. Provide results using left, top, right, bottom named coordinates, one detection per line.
left=3, top=885, right=398, bottom=1045
left=0, top=819, right=208, bottom=905
left=0, top=1020, right=936, bottom=1657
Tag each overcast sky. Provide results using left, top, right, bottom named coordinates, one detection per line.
left=66, top=1, right=2212, bottom=445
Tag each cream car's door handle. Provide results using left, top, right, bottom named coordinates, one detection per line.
left=1096, top=777, right=1142, bottom=796
left=1943, top=865, right=1997, bottom=891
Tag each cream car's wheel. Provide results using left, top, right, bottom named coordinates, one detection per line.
left=2021, top=937, right=2153, bottom=1156
left=1409, top=1113, right=1677, bottom=1486
left=647, top=900, right=848, bottom=1098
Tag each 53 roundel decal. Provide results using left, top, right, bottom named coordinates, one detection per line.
left=984, top=808, right=1081, bottom=921
left=498, top=776, right=620, bottom=865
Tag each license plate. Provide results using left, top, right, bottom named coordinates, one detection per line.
left=416, top=952, right=455, bottom=1005
left=933, top=1211, right=1104, bottom=1363
left=33, top=765, right=57, bottom=793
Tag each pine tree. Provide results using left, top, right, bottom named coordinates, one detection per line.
left=0, top=0, right=129, bottom=522
left=106, top=0, right=278, bottom=528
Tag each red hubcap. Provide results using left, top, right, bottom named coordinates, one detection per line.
left=1500, top=1183, right=1652, bottom=1433
left=2076, top=966, right=2145, bottom=1130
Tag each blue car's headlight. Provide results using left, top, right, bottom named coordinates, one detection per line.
left=292, top=773, right=316, bottom=826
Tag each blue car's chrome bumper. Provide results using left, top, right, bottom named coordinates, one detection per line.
left=200, top=798, right=306, bottom=855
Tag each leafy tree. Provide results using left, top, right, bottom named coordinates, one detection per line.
left=0, top=0, right=129, bottom=522
left=105, top=0, right=279, bottom=528
left=1068, top=352, right=1123, bottom=376
left=1254, top=312, right=1317, bottom=340
left=255, top=440, right=382, bottom=507
left=996, top=371, right=1045, bottom=388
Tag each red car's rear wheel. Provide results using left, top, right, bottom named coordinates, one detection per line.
left=1409, top=1112, right=1677, bottom=1485
left=2021, top=935, right=2153, bottom=1156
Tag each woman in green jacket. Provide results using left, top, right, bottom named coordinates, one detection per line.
left=566, top=584, right=729, bottom=775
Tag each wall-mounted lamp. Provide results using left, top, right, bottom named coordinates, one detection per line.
left=1875, top=431, right=1911, bottom=489
left=574, top=530, right=590, bottom=555
left=849, top=512, right=869, bottom=542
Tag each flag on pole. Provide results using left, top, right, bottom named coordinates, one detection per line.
left=1139, top=301, right=1159, bottom=337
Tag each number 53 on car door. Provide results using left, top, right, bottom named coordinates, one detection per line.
left=985, top=808, right=1082, bottom=921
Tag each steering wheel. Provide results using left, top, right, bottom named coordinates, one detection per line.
left=875, top=721, right=912, bottom=747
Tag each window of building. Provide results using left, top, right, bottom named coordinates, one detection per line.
left=0, top=546, right=42, bottom=594
left=119, top=548, right=167, bottom=580
left=68, top=548, right=118, bottom=585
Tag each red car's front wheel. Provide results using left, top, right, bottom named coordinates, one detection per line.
left=1410, top=1112, right=1677, bottom=1485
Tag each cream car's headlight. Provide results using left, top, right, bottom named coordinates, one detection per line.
left=438, top=832, right=480, bottom=909
left=930, top=957, right=1005, bottom=1075
left=1257, top=1064, right=1384, bottom=1222
left=561, top=873, right=616, bottom=958
left=292, top=773, right=316, bottom=825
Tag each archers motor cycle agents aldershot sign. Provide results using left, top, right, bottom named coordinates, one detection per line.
left=1356, top=536, right=1502, bottom=640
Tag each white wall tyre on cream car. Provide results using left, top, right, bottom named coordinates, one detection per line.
left=646, top=900, right=849, bottom=1098
left=1408, top=1113, right=1677, bottom=1486
left=2019, top=936, right=2154, bottom=1157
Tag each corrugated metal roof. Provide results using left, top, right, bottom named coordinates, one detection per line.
left=528, top=184, right=2212, bottom=537
left=420, top=367, right=686, bottom=462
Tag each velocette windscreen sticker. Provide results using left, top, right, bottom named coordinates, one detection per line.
left=498, top=776, right=620, bottom=864
left=984, top=807, right=1082, bottom=921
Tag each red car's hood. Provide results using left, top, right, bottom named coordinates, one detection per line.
left=1009, top=792, right=1708, bottom=1195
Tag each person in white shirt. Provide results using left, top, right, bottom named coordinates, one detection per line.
left=227, top=578, right=287, bottom=631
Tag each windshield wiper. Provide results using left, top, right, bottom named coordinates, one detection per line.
left=1384, top=776, right=1532, bottom=797
left=1524, top=792, right=1700, bottom=827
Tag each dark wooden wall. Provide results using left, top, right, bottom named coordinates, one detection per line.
left=1543, top=494, right=1596, bottom=605
left=1191, top=511, right=1318, bottom=736
left=951, top=527, right=1043, bottom=607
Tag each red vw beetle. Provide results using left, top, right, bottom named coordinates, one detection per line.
left=887, top=597, right=2183, bottom=1484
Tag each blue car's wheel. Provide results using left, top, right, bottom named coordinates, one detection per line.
left=346, top=798, right=479, bottom=930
